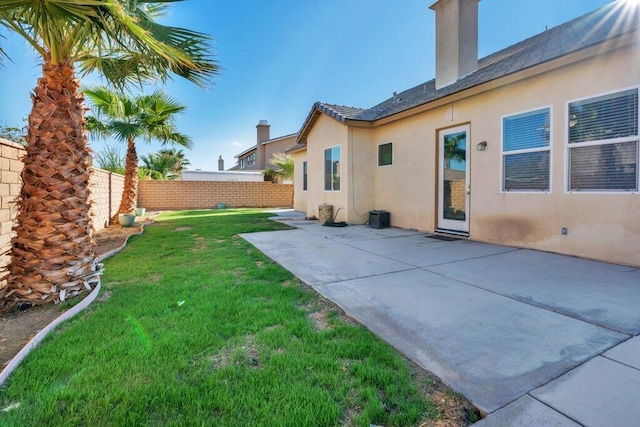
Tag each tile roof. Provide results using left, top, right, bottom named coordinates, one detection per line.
left=297, top=1, right=639, bottom=140
left=284, top=143, right=307, bottom=154
left=366, top=1, right=639, bottom=121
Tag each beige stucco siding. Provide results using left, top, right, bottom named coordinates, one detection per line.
left=263, top=135, right=296, bottom=168
left=296, top=39, right=639, bottom=266
left=373, top=42, right=639, bottom=266
left=293, top=151, right=307, bottom=212
left=304, top=115, right=349, bottom=222
left=468, top=44, right=640, bottom=266
left=346, top=127, right=375, bottom=223
left=372, top=106, right=456, bottom=231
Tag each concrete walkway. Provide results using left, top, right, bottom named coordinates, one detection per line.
left=241, top=212, right=640, bottom=426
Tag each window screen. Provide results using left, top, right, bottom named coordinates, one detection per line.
left=568, top=89, right=638, bottom=191
left=502, top=108, right=551, bottom=191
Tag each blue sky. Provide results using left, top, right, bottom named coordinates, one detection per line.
left=0, top=0, right=614, bottom=171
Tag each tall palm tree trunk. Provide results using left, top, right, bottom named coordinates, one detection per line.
left=3, top=59, right=98, bottom=308
left=111, top=139, right=138, bottom=224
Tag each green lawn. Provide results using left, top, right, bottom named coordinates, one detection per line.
left=0, top=210, right=453, bottom=426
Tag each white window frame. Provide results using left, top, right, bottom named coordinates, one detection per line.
left=500, top=106, right=553, bottom=193
left=324, top=145, right=341, bottom=192
left=565, top=86, right=639, bottom=194
left=377, top=142, right=393, bottom=167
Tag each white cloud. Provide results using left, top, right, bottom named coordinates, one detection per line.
left=231, top=141, right=244, bottom=147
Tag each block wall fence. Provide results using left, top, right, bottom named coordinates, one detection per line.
left=0, top=138, right=124, bottom=282
left=137, top=180, right=293, bottom=211
left=0, top=136, right=292, bottom=288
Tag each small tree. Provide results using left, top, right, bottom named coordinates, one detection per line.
left=268, top=153, right=294, bottom=181
left=268, top=153, right=294, bottom=206
left=140, top=149, right=191, bottom=180
left=86, top=88, right=191, bottom=223
left=0, top=121, right=27, bottom=145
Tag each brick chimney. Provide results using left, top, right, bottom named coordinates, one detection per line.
left=256, top=119, right=270, bottom=169
left=430, top=0, right=480, bottom=90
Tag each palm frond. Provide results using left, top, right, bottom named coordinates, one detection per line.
left=2, top=0, right=219, bottom=88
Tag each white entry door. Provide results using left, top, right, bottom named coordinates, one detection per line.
left=437, top=125, right=470, bottom=234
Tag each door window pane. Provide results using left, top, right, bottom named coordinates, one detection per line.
left=443, top=132, right=466, bottom=221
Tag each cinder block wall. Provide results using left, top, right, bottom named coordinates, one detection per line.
left=0, top=139, right=25, bottom=278
left=89, top=168, right=125, bottom=229
left=138, top=180, right=293, bottom=210
left=0, top=138, right=124, bottom=289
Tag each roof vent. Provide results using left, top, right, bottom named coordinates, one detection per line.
left=258, top=119, right=269, bottom=126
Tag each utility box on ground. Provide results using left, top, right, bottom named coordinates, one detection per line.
left=318, top=204, right=333, bottom=224
left=369, top=210, right=390, bottom=229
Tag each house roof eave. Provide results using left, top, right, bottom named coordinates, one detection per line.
left=285, top=142, right=307, bottom=154
left=295, top=101, right=374, bottom=144
left=372, top=28, right=639, bottom=127
left=234, top=146, right=257, bottom=159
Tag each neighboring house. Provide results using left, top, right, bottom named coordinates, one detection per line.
left=231, top=120, right=297, bottom=180
left=287, top=0, right=640, bottom=267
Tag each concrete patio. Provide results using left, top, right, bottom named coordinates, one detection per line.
left=241, top=211, right=640, bottom=426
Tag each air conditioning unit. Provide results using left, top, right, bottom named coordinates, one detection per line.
left=369, top=210, right=390, bottom=229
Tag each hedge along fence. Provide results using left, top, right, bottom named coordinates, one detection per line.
left=0, top=138, right=124, bottom=288
left=137, top=180, right=293, bottom=211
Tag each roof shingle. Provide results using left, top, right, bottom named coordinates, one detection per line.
left=300, top=1, right=639, bottom=132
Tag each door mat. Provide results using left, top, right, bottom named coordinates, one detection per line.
left=425, top=234, right=460, bottom=242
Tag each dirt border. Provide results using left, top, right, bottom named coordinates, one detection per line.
left=0, top=218, right=154, bottom=386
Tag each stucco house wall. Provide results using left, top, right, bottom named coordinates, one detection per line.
left=293, top=151, right=308, bottom=213
left=293, top=4, right=640, bottom=267
left=468, top=43, right=640, bottom=265
left=304, top=115, right=350, bottom=222
left=347, top=127, right=376, bottom=223
left=263, top=135, right=296, bottom=168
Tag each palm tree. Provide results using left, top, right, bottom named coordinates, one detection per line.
left=443, top=132, right=466, bottom=169
left=268, top=153, right=295, bottom=181
left=0, top=1, right=218, bottom=308
left=86, top=88, right=191, bottom=224
left=140, top=149, right=190, bottom=180
left=158, top=148, right=191, bottom=177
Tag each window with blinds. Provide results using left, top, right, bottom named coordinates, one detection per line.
left=502, top=108, right=551, bottom=191
left=568, top=89, right=638, bottom=191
